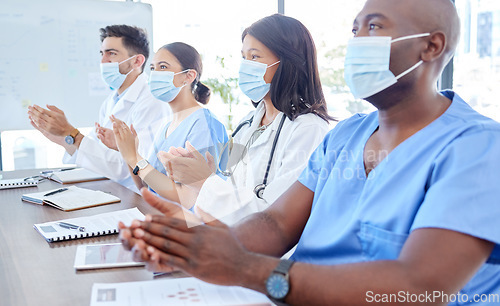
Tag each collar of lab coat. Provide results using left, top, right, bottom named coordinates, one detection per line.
left=118, top=73, right=148, bottom=104
left=240, top=101, right=286, bottom=150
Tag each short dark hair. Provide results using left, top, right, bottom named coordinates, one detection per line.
left=242, top=14, right=333, bottom=122
left=99, top=25, right=149, bottom=72
left=160, top=42, right=211, bottom=105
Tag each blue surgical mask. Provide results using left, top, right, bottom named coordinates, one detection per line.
left=344, top=33, right=430, bottom=99
left=148, top=69, right=190, bottom=103
left=100, top=55, right=136, bottom=90
left=238, top=59, right=280, bottom=102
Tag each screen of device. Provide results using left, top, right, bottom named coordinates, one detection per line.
left=75, top=243, right=144, bottom=270
left=85, top=243, right=133, bottom=265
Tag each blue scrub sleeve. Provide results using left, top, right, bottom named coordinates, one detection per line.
left=297, top=117, right=354, bottom=192
left=298, top=132, right=330, bottom=192
left=185, top=112, right=228, bottom=173
left=411, top=128, right=500, bottom=263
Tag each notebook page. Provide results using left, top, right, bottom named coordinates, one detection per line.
left=33, top=207, right=145, bottom=242
left=51, top=168, right=106, bottom=184
left=44, top=186, right=120, bottom=211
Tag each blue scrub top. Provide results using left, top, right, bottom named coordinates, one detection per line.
left=293, top=91, right=500, bottom=305
left=148, top=108, right=228, bottom=176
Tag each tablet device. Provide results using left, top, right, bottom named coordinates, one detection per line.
left=74, top=243, right=145, bottom=270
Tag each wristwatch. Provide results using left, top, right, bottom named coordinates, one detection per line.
left=133, top=159, right=149, bottom=175
left=265, top=259, right=295, bottom=302
left=64, top=128, right=80, bottom=145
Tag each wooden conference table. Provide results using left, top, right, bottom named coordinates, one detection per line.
left=0, top=169, right=184, bottom=306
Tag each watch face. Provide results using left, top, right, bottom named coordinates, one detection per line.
left=65, top=135, right=74, bottom=145
left=137, top=159, right=149, bottom=169
left=266, top=274, right=289, bottom=300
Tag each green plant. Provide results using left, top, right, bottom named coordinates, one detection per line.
left=204, top=56, right=240, bottom=131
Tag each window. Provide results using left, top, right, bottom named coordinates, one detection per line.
left=286, top=0, right=375, bottom=120
left=142, top=0, right=277, bottom=129
left=454, top=0, right=500, bottom=121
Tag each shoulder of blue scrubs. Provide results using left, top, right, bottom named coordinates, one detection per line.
left=202, top=108, right=229, bottom=176
left=412, top=90, right=500, bottom=264
left=298, top=112, right=375, bottom=192
left=441, top=90, right=500, bottom=131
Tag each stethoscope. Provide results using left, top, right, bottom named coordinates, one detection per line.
left=217, top=114, right=286, bottom=199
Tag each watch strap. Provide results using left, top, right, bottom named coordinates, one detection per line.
left=133, top=159, right=148, bottom=175
left=274, top=259, right=294, bottom=276
left=69, top=128, right=80, bottom=138
left=132, top=166, right=140, bottom=175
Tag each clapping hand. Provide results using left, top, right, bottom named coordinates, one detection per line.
left=111, top=115, right=140, bottom=167
left=120, top=188, right=252, bottom=286
left=96, top=122, right=117, bottom=151
left=157, top=141, right=216, bottom=192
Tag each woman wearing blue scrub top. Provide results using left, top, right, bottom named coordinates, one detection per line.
left=113, top=42, right=228, bottom=210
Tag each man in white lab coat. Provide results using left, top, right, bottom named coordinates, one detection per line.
left=28, top=25, right=170, bottom=192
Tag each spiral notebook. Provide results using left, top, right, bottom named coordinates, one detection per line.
left=0, top=178, right=38, bottom=190
left=33, top=207, right=145, bottom=242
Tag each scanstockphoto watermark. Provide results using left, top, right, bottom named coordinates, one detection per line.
left=366, top=290, right=500, bottom=304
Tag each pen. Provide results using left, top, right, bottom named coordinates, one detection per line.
left=44, top=188, right=68, bottom=197
left=59, top=167, right=77, bottom=172
left=57, top=222, right=86, bottom=232
left=40, top=168, right=76, bottom=175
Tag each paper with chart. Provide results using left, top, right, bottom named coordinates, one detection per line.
left=90, top=277, right=273, bottom=306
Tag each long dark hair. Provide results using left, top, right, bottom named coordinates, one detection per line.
left=242, top=14, right=332, bottom=122
left=160, top=42, right=210, bottom=104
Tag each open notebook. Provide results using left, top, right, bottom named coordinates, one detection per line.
left=22, top=186, right=120, bottom=211
left=34, top=207, right=145, bottom=242
left=41, top=168, right=107, bottom=184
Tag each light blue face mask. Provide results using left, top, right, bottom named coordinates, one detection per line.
left=238, top=59, right=280, bottom=102
left=344, top=33, right=430, bottom=99
left=148, top=69, right=190, bottom=103
left=100, top=55, right=136, bottom=90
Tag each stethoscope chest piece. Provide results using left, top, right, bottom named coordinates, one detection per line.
left=254, top=183, right=266, bottom=199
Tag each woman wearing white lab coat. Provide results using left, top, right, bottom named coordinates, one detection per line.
left=160, top=14, right=333, bottom=225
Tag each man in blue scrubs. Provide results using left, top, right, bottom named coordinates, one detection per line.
left=120, top=0, right=500, bottom=304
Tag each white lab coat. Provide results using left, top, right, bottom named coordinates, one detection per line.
left=195, top=102, right=329, bottom=225
left=63, top=73, right=171, bottom=192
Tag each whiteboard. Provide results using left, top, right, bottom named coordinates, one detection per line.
left=0, top=0, right=153, bottom=131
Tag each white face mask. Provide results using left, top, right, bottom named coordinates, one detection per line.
left=148, top=69, right=190, bottom=103
left=100, top=55, right=136, bottom=90
left=238, top=59, right=280, bottom=102
left=344, top=33, right=430, bottom=99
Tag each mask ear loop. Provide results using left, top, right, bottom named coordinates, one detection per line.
left=173, top=69, right=192, bottom=89
left=391, top=33, right=430, bottom=80
left=391, top=33, right=430, bottom=43
left=118, top=55, right=138, bottom=76
left=396, top=61, right=424, bottom=80
left=267, top=61, right=280, bottom=68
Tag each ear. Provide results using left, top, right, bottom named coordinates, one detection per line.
left=421, top=31, right=446, bottom=63
left=185, top=69, right=198, bottom=85
left=133, top=54, right=146, bottom=70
